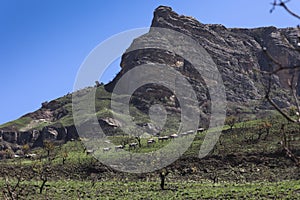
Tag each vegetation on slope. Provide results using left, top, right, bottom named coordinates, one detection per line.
left=0, top=114, right=300, bottom=199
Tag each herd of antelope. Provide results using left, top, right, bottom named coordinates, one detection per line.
left=101, top=128, right=205, bottom=153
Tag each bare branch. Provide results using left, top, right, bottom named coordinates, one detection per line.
left=266, top=93, right=297, bottom=122
left=262, top=48, right=300, bottom=75
left=270, top=0, right=300, bottom=20
left=288, top=73, right=300, bottom=120
left=263, top=65, right=298, bottom=123
left=280, top=124, right=300, bottom=164
left=279, top=1, right=300, bottom=20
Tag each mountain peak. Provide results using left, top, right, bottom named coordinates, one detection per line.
left=151, top=5, right=203, bottom=28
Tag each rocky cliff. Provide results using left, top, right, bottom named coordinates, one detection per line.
left=1, top=5, right=300, bottom=153
left=107, top=6, right=300, bottom=111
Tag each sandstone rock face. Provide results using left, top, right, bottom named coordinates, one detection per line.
left=0, top=117, right=122, bottom=150
left=0, top=126, right=78, bottom=149
left=106, top=6, right=300, bottom=110
left=101, top=118, right=121, bottom=128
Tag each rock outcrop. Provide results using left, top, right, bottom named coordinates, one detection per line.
left=106, top=6, right=300, bottom=110
left=1, top=6, right=300, bottom=152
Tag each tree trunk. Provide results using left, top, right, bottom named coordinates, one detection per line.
left=40, top=177, right=47, bottom=194
left=159, top=170, right=169, bottom=190
left=136, top=136, right=141, bottom=148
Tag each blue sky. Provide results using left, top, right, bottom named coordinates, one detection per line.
left=0, top=0, right=299, bottom=124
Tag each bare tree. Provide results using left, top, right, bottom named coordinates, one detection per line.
left=261, top=0, right=300, bottom=164
left=43, top=140, right=55, bottom=161
left=32, top=161, right=51, bottom=194
left=128, top=127, right=143, bottom=148
left=159, top=168, right=170, bottom=190
left=225, top=115, right=237, bottom=131
left=265, top=0, right=300, bottom=122
left=1, top=163, right=34, bottom=200
left=2, top=173, right=25, bottom=200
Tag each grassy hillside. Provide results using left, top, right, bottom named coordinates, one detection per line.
left=1, top=82, right=300, bottom=199
left=1, top=114, right=300, bottom=199
left=0, top=86, right=117, bottom=131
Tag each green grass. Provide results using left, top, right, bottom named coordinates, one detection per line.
left=0, top=116, right=32, bottom=130
left=0, top=179, right=299, bottom=199
left=11, top=114, right=296, bottom=165
left=0, top=115, right=300, bottom=199
left=57, top=115, right=74, bottom=127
